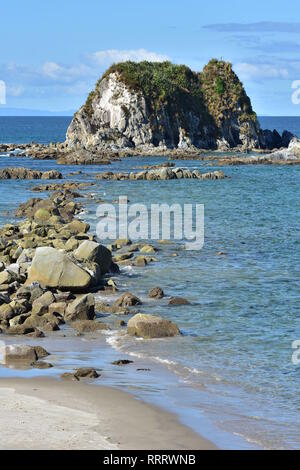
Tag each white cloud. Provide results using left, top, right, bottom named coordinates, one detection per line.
left=234, top=62, right=289, bottom=81
left=7, top=85, right=24, bottom=97
left=0, top=48, right=169, bottom=108
left=90, top=48, right=169, bottom=65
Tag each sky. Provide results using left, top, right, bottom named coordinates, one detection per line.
left=1, top=0, right=300, bottom=115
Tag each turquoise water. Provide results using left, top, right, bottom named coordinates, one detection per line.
left=0, top=117, right=300, bottom=449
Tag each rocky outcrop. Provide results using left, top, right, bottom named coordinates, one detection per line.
left=217, top=138, right=300, bottom=165
left=96, top=168, right=225, bottom=181
left=1, top=344, right=49, bottom=364
left=0, top=167, right=62, bottom=180
left=66, top=60, right=266, bottom=151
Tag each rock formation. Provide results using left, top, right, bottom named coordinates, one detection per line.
left=66, top=60, right=293, bottom=152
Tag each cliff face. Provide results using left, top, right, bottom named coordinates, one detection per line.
left=66, top=60, right=262, bottom=151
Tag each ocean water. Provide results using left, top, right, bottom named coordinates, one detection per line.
left=0, top=115, right=299, bottom=146
left=0, top=116, right=72, bottom=144
left=0, top=116, right=300, bottom=449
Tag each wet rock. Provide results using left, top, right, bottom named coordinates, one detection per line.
left=27, top=247, right=92, bottom=291
left=148, top=287, right=164, bottom=299
left=127, top=314, right=180, bottom=339
left=74, top=367, right=100, bottom=379
left=61, top=372, right=79, bottom=381
left=112, top=359, right=133, bottom=366
left=1, top=344, right=49, bottom=364
left=140, top=244, right=157, bottom=254
left=72, top=320, right=109, bottom=333
left=95, top=301, right=130, bottom=315
left=168, top=297, right=190, bottom=306
left=23, top=312, right=63, bottom=330
left=31, top=361, right=53, bottom=369
left=64, top=293, right=95, bottom=321
left=5, top=325, right=36, bottom=335
left=133, top=255, right=148, bottom=267
left=114, top=292, right=142, bottom=308
left=113, top=252, right=134, bottom=262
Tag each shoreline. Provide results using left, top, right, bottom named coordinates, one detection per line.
left=0, top=376, right=216, bottom=450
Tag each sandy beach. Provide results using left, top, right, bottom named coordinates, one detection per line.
left=0, top=377, right=216, bottom=450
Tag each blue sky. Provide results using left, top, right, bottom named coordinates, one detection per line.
left=1, top=0, right=300, bottom=115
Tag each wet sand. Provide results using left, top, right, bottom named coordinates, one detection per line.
left=0, top=377, right=216, bottom=450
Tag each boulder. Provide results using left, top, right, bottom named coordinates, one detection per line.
left=168, top=297, right=190, bottom=306
left=64, top=293, right=95, bottom=321
left=148, top=287, right=164, bottom=299
left=114, top=292, right=142, bottom=308
left=1, top=344, right=49, bottom=364
left=127, top=314, right=180, bottom=338
left=74, top=368, right=100, bottom=379
left=27, top=247, right=91, bottom=291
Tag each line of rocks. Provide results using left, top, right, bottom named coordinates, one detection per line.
left=0, top=167, right=62, bottom=180
left=0, top=180, right=181, bottom=350
left=96, top=168, right=225, bottom=181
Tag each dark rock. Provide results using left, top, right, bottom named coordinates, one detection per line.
left=148, top=287, right=164, bottom=299
left=112, top=359, right=133, bottom=366
left=114, top=292, right=142, bottom=308
left=74, top=367, right=100, bottom=379
left=168, top=297, right=190, bottom=306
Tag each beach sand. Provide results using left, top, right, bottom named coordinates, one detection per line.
left=0, top=377, right=216, bottom=450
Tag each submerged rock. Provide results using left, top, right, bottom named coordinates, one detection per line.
left=148, top=287, right=164, bottom=299
left=168, top=297, right=190, bottom=306
left=112, top=359, right=134, bottom=366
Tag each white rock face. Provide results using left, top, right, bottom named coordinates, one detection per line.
left=267, top=137, right=300, bottom=161
left=67, top=74, right=154, bottom=149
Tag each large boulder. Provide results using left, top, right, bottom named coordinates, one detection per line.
left=64, top=293, right=95, bottom=321
left=74, top=240, right=112, bottom=274
left=0, top=344, right=49, bottom=364
left=27, top=247, right=91, bottom=291
left=127, top=313, right=180, bottom=339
